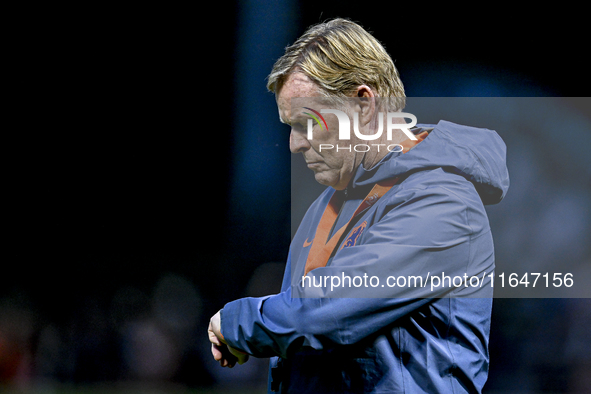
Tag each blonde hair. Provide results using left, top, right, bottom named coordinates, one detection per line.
left=266, top=18, right=405, bottom=110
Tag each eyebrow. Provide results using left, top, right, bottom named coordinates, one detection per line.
left=280, top=111, right=309, bottom=126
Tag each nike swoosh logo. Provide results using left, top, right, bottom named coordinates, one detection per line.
left=303, top=238, right=313, bottom=247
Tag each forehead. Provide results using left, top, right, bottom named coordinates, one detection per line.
left=277, top=72, right=321, bottom=123
left=279, top=72, right=319, bottom=97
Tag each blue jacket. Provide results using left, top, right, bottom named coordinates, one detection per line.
left=221, top=120, right=510, bottom=393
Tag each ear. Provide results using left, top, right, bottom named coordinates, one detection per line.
left=355, top=85, right=376, bottom=126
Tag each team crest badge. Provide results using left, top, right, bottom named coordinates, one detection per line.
left=341, top=221, right=367, bottom=249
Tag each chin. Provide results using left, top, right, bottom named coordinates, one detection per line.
left=314, top=173, right=337, bottom=188
left=314, top=173, right=347, bottom=190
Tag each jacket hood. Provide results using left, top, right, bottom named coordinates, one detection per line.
left=351, top=120, right=510, bottom=205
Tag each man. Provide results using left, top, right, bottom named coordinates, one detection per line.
left=208, top=18, right=509, bottom=393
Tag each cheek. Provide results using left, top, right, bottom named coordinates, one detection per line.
left=322, top=150, right=348, bottom=169
left=314, top=125, right=337, bottom=142
left=310, top=130, right=341, bottom=156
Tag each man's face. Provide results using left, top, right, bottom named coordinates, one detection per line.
left=277, top=72, right=364, bottom=190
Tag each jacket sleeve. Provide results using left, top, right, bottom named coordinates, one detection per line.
left=220, top=182, right=494, bottom=359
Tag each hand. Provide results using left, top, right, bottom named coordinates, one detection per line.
left=208, top=310, right=250, bottom=367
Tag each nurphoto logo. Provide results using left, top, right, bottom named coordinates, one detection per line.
left=295, top=97, right=418, bottom=153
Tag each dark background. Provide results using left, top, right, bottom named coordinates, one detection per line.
left=2, top=2, right=589, bottom=393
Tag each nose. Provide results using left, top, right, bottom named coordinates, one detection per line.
left=289, top=129, right=311, bottom=154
